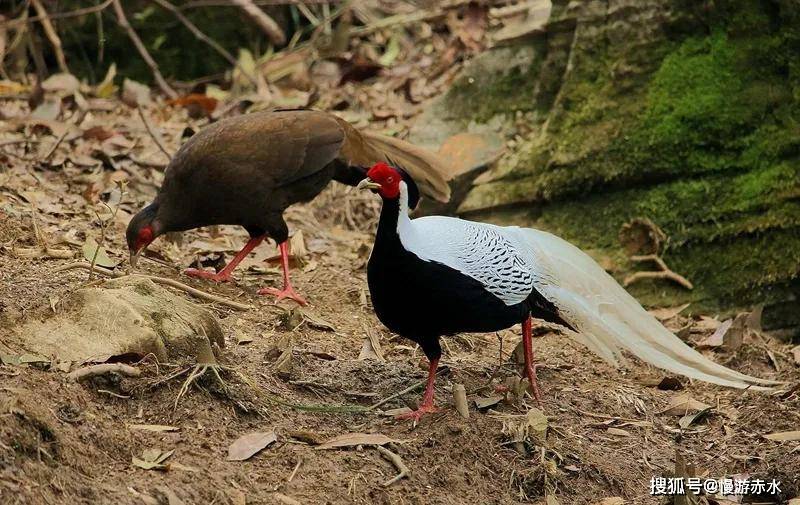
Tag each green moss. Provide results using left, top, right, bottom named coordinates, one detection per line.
left=464, top=0, right=800, bottom=329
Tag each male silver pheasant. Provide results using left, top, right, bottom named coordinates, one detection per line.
left=358, top=162, right=779, bottom=421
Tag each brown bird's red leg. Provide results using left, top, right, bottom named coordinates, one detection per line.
left=522, top=315, right=543, bottom=406
left=184, top=235, right=265, bottom=282
left=397, top=357, right=439, bottom=422
left=257, top=241, right=307, bottom=306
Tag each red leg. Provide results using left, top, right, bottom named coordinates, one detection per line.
left=522, top=316, right=543, bottom=406
left=397, top=357, right=439, bottom=422
left=257, top=240, right=307, bottom=306
left=185, top=235, right=265, bottom=282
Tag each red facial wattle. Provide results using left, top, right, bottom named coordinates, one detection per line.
left=135, top=225, right=154, bottom=252
left=366, top=162, right=402, bottom=199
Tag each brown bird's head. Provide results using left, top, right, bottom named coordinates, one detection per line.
left=357, top=162, right=420, bottom=209
left=126, top=203, right=162, bottom=267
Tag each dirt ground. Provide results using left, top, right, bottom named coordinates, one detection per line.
left=1, top=147, right=799, bottom=505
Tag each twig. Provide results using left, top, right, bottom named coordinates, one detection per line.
left=376, top=446, right=410, bottom=486
left=41, top=129, right=69, bottom=163
left=111, top=0, right=178, bottom=99
left=351, top=9, right=444, bottom=36
left=29, top=0, right=70, bottom=72
left=147, top=0, right=259, bottom=88
left=229, top=0, right=286, bottom=45
left=136, top=105, right=172, bottom=160
left=67, top=363, right=141, bottom=381
left=366, top=380, right=425, bottom=411
left=52, top=263, right=254, bottom=311
left=623, top=254, right=693, bottom=290
left=7, top=0, right=113, bottom=28
left=286, top=458, right=302, bottom=483
left=89, top=181, right=126, bottom=281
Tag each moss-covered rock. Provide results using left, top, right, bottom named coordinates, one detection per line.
left=417, top=0, right=800, bottom=334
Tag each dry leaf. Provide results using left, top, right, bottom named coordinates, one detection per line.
left=594, top=499, right=624, bottom=505
left=93, top=64, right=118, bottom=98
left=697, top=319, right=731, bottom=347
left=227, top=431, right=277, bottom=461
left=235, top=329, right=253, bottom=345
left=128, top=424, right=179, bottom=433
left=156, top=486, right=185, bottom=505
left=41, top=73, right=80, bottom=95
left=82, top=237, right=118, bottom=268
left=122, top=78, right=151, bottom=107
left=545, top=494, right=561, bottom=505
left=316, top=433, right=397, bottom=450
left=606, top=427, right=631, bottom=437
left=763, top=430, right=800, bottom=441
left=453, top=384, right=469, bottom=419
left=132, top=448, right=174, bottom=470
left=474, top=395, right=503, bottom=409
left=659, top=394, right=711, bottom=416
left=791, top=345, right=800, bottom=366
left=649, top=303, right=691, bottom=321
left=678, top=408, right=711, bottom=429
left=299, top=308, right=335, bottom=331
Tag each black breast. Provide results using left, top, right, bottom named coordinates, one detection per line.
left=367, top=219, right=529, bottom=360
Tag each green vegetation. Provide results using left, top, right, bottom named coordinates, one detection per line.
left=452, top=0, right=800, bottom=328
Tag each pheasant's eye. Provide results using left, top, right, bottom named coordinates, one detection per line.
left=387, top=176, right=394, bottom=183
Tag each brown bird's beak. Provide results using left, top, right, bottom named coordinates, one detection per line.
left=357, top=178, right=382, bottom=191
left=129, top=249, right=142, bottom=269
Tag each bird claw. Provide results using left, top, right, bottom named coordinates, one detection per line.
left=183, top=268, right=232, bottom=283
left=526, top=363, right=544, bottom=407
left=396, top=403, right=438, bottom=423
left=257, top=286, right=307, bottom=306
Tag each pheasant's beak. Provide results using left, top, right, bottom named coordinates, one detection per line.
left=357, top=178, right=382, bottom=191
left=129, top=249, right=142, bottom=268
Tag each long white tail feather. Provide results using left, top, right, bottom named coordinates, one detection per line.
left=507, top=227, right=781, bottom=390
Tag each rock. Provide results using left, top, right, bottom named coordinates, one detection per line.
left=16, top=276, right=224, bottom=363
left=411, top=0, right=800, bottom=335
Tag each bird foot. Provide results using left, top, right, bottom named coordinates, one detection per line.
left=526, top=363, right=544, bottom=407
left=396, top=403, right=438, bottom=423
left=257, top=286, right=307, bottom=306
left=183, top=268, right=232, bottom=283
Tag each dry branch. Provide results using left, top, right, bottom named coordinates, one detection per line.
left=111, top=0, right=178, bottom=99
left=68, top=363, right=141, bottom=381
left=376, top=446, right=410, bottom=486
left=7, top=0, right=113, bottom=28
left=136, top=105, right=172, bottom=160
left=229, top=0, right=286, bottom=45
left=30, top=0, right=69, bottom=73
left=623, top=254, right=693, bottom=290
left=147, top=0, right=259, bottom=88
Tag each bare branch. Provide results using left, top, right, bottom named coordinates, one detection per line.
left=5, top=0, right=113, bottom=28
left=229, top=0, right=286, bottom=45
left=29, top=0, right=69, bottom=73
left=623, top=254, right=693, bottom=290
left=147, top=0, right=259, bottom=88
left=111, top=0, right=178, bottom=99
left=136, top=105, right=172, bottom=160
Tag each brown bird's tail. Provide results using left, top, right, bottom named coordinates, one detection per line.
left=360, top=131, right=452, bottom=203
left=334, top=116, right=451, bottom=203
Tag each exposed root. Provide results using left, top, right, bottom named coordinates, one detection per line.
left=376, top=446, right=410, bottom=486
left=68, top=363, right=141, bottom=382
left=623, top=254, right=693, bottom=290
left=174, top=363, right=229, bottom=410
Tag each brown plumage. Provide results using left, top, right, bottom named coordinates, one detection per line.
left=125, top=109, right=451, bottom=305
